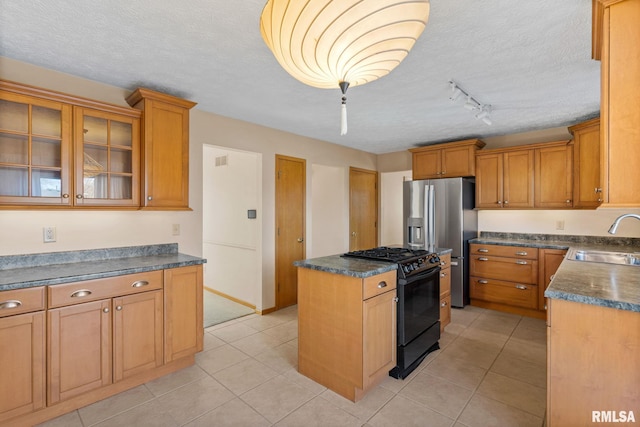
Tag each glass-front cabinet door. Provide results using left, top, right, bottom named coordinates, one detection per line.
left=73, top=107, right=140, bottom=207
left=0, top=91, right=72, bottom=205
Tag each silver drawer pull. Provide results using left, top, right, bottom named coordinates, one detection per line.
left=515, top=251, right=528, bottom=256
left=377, top=281, right=387, bottom=289
left=478, top=248, right=489, bottom=253
left=0, top=300, right=22, bottom=310
left=478, top=257, right=489, bottom=261
left=478, top=280, right=488, bottom=284
left=131, top=280, right=149, bottom=288
left=515, top=284, right=528, bottom=290
left=71, top=289, right=92, bottom=298
left=515, top=260, right=528, bottom=265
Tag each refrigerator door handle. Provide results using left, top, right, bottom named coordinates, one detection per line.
left=425, top=184, right=435, bottom=251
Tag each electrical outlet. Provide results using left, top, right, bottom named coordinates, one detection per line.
left=556, top=220, right=565, bottom=231
left=43, top=226, right=57, bottom=243
left=172, top=224, right=180, bottom=236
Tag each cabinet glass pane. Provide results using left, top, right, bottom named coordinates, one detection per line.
left=110, top=176, right=132, bottom=199
left=83, top=116, right=108, bottom=145
left=111, top=121, right=132, bottom=147
left=110, top=148, right=131, bottom=173
left=0, top=100, right=28, bottom=133
left=0, top=133, right=28, bottom=164
left=32, top=137, right=61, bottom=167
left=32, top=105, right=61, bottom=137
left=83, top=146, right=107, bottom=177
left=32, top=169, right=62, bottom=197
left=0, top=166, right=28, bottom=196
left=83, top=174, right=107, bottom=199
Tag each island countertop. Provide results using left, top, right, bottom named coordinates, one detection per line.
left=470, top=232, right=640, bottom=313
left=294, top=247, right=452, bottom=278
left=0, top=243, right=206, bottom=291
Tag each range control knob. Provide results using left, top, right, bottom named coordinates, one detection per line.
left=429, top=255, right=441, bottom=264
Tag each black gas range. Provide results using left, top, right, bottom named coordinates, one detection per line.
left=342, top=246, right=442, bottom=379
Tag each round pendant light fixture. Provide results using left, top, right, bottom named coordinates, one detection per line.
left=260, top=0, right=430, bottom=134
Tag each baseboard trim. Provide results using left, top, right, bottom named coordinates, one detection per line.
left=204, top=286, right=256, bottom=311
left=258, top=306, right=277, bottom=315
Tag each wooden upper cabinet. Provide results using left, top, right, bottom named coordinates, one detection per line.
left=534, top=141, right=573, bottom=208
left=410, top=139, right=485, bottom=180
left=73, top=106, right=140, bottom=207
left=0, top=86, right=72, bottom=207
left=598, top=0, right=640, bottom=207
left=475, top=148, right=534, bottom=209
left=569, top=118, right=602, bottom=208
left=126, top=89, right=196, bottom=210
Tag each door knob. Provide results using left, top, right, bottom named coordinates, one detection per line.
left=297, top=238, right=304, bottom=243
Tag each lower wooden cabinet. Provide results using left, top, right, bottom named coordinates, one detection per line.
left=439, top=253, right=452, bottom=331
left=0, top=264, right=203, bottom=426
left=298, top=267, right=397, bottom=402
left=0, top=310, right=46, bottom=423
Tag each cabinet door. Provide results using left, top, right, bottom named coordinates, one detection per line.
left=442, top=145, right=474, bottom=177
left=475, top=153, right=503, bottom=208
left=571, top=120, right=602, bottom=208
left=538, top=249, right=566, bottom=311
left=73, top=107, right=140, bottom=207
left=362, top=290, right=396, bottom=390
left=0, top=90, right=72, bottom=206
left=0, top=311, right=45, bottom=422
left=164, top=266, right=203, bottom=363
left=503, top=150, right=534, bottom=208
left=48, top=299, right=112, bottom=404
left=412, top=149, right=441, bottom=180
left=535, top=145, right=573, bottom=208
left=113, top=290, right=163, bottom=382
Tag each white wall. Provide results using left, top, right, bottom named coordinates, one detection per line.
left=202, top=146, right=261, bottom=307
left=310, top=164, right=348, bottom=257
left=380, top=170, right=412, bottom=246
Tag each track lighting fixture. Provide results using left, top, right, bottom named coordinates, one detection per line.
left=449, top=80, right=493, bottom=125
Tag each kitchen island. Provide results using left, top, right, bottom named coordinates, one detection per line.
left=294, top=248, right=451, bottom=402
left=0, top=244, right=205, bottom=426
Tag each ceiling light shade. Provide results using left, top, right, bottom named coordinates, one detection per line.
left=260, top=0, right=430, bottom=89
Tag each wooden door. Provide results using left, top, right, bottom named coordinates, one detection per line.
left=113, top=290, right=163, bottom=382
left=48, top=299, right=112, bottom=404
left=0, top=311, right=45, bottom=422
left=349, top=167, right=378, bottom=251
left=275, top=155, right=306, bottom=309
left=535, top=144, right=573, bottom=208
left=164, top=265, right=203, bottom=363
left=475, top=153, right=503, bottom=208
left=503, top=150, right=534, bottom=208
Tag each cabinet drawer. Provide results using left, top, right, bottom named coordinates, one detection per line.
left=439, top=268, right=451, bottom=297
left=0, top=287, right=45, bottom=317
left=470, top=255, right=538, bottom=284
left=470, top=244, right=538, bottom=260
left=48, top=270, right=163, bottom=308
left=363, top=270, right=397, bottom=300
left=439, top=253, right=452, bottom=268
left=470, top=276, right=538, bottom=309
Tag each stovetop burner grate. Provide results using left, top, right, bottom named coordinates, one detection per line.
left=342, top=246, right=430, bottom=263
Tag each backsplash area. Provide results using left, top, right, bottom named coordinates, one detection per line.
left=479, top=231, right=640, bottom=247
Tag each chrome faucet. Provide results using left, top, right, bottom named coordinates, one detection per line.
left=608, top=214, right=640, bottom=234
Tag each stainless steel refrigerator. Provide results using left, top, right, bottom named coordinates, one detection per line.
left=403, top=177, right=477, bottom=307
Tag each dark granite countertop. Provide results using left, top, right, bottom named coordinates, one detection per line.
left=471, top=232, right=640, bottom=312
left=294, top=247, right=452, bottom=278
left=0, top=244, right=206, bottom=291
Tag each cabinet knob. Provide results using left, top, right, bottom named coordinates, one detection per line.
left=504, top=200, right=509, bottom=205
left=441, top=301, right=448, bottom=307
left=0, top=300, right=22, bottom=310
left=148, top=196, right=153, bottom=201
left=595, top=187, right=602, bottom=193
left=71, top=289, right=92, bottom=298
left=62, top=193, right=70, bottom=199
left=393, top=297, right=399, bottom=303
left=566, top=199, right=572, bottom=204
left=497, top=200, right=502, bottom=204
left=76, top=194, right=83, bottom=199
left=103, top=307, right=110, bottom=313
left=440, top=272, right=447, bottom=278
left=116, top=305, right=123, bottom=311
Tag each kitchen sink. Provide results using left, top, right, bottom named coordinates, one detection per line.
left=567, top=248, right=640, bottom=266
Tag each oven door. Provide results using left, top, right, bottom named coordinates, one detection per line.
left=397, top=266, right=441, bottom=346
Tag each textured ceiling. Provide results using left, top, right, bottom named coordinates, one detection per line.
left=0, top=0, right=600, bottom=154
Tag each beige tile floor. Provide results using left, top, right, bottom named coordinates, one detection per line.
left=38, top=305, right=547, bottom=427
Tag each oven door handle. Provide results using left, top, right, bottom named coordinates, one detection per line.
left=398, top=266, right=441, bottom=285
